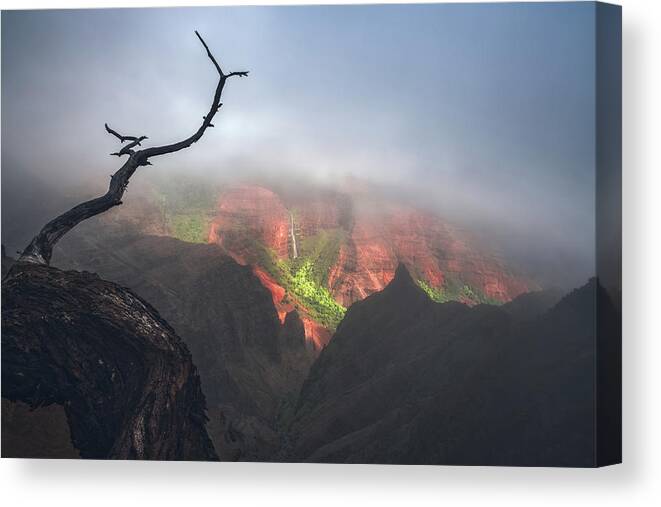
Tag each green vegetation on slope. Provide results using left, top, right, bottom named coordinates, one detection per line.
left=292, top=228, right=345, bottom=286
left=253, top=229, right=347, bottom=330
left=168, top=214, right=209, bottom=244
left=151, top=177, right=219, bottom=243
left=417, top=278, right=501, bottom=306
left=288, top=259, right=346, bottom=328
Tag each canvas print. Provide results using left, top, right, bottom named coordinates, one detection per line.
left=1, top=2, right=621, bottom=466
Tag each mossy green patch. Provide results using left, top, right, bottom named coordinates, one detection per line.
left=251, top=231, right=347, bottom=330
left=417, top=279, right=454, bottom=303
left=293, top=228, right=345, bottom=286
left=417, top=277, right=501, bottom=306
left=167, top=214, right=209, bottom=244
left=151, top=177, right=219, bottom=244
left=288, top=259, right=346, bottom=328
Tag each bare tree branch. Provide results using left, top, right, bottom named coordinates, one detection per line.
left=104, top=123, right=148, bottom=144
left=134, top=30, right=248, bottom=163
left=194, top=29, right=223, bottom=75
left=110, top=136, right=148, bottom=157
left=19, top=31, right=248, bottom=266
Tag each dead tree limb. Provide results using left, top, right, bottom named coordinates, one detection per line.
left=19, top=31, right=248, bottom=265
left=104, top=123, right=147, bottom=144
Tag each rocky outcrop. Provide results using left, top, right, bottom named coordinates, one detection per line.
left=53, top=230, right=315, bottom=460
left=252, top=266, right=291, bottom=322
left=300, top=317, right=333, bottom=350
left=1, top=262, right=218, bottom=460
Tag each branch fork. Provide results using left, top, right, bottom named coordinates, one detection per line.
left=19, top=32, right=248, bottom=265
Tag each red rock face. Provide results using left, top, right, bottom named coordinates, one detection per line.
left=252, top=266, right=291, bottom=323
left=327, top=215, right=397, bottom=306
left=208, top=186, right=341, bottom=349
left=252, top=267, right=332, bottom=349
left=287, top=190, right=350, bottom=237
left=301, top=318, right=332, bottom=350
left=328, top=202, right=533, bottom=307
left=207, top=183, right=534, bottom=348
left=208, top=185, right=290, bottom=261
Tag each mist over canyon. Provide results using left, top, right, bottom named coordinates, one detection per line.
left=2, top=171, right=592, bottom=349
left=1, top=3, right=611, bottom=465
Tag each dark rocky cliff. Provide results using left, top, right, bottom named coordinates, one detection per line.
left=286, top=265, right=611, bottom=466
left=1, top=262, right=218, bottom=460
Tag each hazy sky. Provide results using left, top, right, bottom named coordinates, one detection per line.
left=1, top=3, right=596, bottom=268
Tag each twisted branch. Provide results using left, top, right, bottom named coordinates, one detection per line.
left=104, top=123, right=147, bottom=144
left=134, top=31, right=248, bottom=162
left=110, top=135, right=148, bottom=157
left=19, top=31, right=248, bottom=265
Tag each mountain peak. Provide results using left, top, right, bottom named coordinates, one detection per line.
left=394, top=262, right=413, bottom=282
left=386, top=262, right=418, bottom=294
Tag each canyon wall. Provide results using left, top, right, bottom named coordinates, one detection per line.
left=207, top=184, right=535, bottom=347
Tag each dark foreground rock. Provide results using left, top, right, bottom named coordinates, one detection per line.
left=54, top=231, right=315, bottom=460
left=1, top=262, right=218, bottom=460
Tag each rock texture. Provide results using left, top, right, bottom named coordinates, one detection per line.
left=54, top=229, right=314, bottom=460
left=205, top=184, right=534, bottom=343
left=285, top=265, right=613, bottom=466
left=208, top=185, right=290, bottom=261
left=328, top=202, right=532, bottom=307
left=1, top=262, right=218, bottom=460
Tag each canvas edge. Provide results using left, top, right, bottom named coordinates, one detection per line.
left=595, top=0, right=622, bottom=468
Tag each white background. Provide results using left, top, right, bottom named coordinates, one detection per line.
left=0, top=0, right=659, bottom=505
